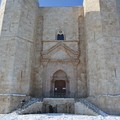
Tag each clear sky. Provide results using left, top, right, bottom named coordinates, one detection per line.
left=0, top=0, right=83, bottom=7
left=39, top=0, right=83, bottom=7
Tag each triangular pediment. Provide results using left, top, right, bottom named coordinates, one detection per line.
left=51, top=49, right=70, bottom=60
left=42, top=42, right=79, bottom=60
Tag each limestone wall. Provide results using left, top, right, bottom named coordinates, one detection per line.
left=0, top=0, right=38, bottom=113
left=84, top=0, right=104, bottom=96
left=41, top=7, right=83, bottom=41
left=0, top=0, right=6, bottom=35
left=0, top=0, right=23, bottom=94
left=30, top=10, right=43, bottom=97
left=84, top=0, right=120, bottom=96
left=99, top=0, right=120, bottom=96
left=84, top=0, right=120, bottom=115
left=13, top=0, right=38, bottom=94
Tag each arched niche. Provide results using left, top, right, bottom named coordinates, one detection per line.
left=50, top=70, right=69, bottom=97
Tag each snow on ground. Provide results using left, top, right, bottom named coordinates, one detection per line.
left=0, top=114, right=120, bottom=120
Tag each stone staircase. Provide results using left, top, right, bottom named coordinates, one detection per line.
left=14, top=97, right=108, bottom=116
left=16, top=98, right=43, bottom=114
left=21, top=98, right=42, bottom=109
left=75, top=98, right=108, bottom=116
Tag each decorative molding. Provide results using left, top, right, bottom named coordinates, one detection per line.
left=42, top=41, right=80, bottom=63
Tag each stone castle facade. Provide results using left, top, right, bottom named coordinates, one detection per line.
left=0, top=0, right=120, bottom=115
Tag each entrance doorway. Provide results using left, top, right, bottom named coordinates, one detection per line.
left=51, top=70, right=69, bottom=98
left=54, top=80, right=66, bottom=97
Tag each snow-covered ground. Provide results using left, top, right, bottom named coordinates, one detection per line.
left=0, top=114, right=120, bottom=120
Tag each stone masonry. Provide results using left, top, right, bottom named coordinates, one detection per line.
left=0, top=0, right=120, bottom=115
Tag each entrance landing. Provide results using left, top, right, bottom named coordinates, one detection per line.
left=15, top=98, right=107, bottom=116
left=43, top=98, right=75, bottom=114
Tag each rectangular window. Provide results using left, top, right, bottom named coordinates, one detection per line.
left=57, top=34, right=64, bottom=40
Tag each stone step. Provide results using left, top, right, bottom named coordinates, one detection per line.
left=22, top=98, right=42, bottom=109
left=79, top=99, right=108, bottom=116
left=14, top=98, right=43, bottom=114
left=15, top=98, right=75, bottom=114
left=14, top=98, right=108, bottom=116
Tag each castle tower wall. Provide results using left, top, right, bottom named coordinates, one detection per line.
left=84, top=0, right=105, bottom=97
left=0, top=0, right=6, bottom=35
left=0, top=0, right=38, bottom=113
left=84, top=0, right=120, bottom=115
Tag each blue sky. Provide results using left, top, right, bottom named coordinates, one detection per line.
left=39, top=0, right=83, bottom=7
left=0, top=0, right=83, bottom=7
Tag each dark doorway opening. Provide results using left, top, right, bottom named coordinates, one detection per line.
left=50, top=70, right=69, bottom=98
left=49, top=105, right=54, bottom=113
left=54, top=80, right=66, bottom=97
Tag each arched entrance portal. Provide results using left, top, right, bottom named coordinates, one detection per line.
left=51, top=70, right=69, bottom=98
left=54, top=80, right=66, bottom=97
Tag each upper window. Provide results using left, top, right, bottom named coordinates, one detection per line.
left=56, top=30, right=65, bottom=40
